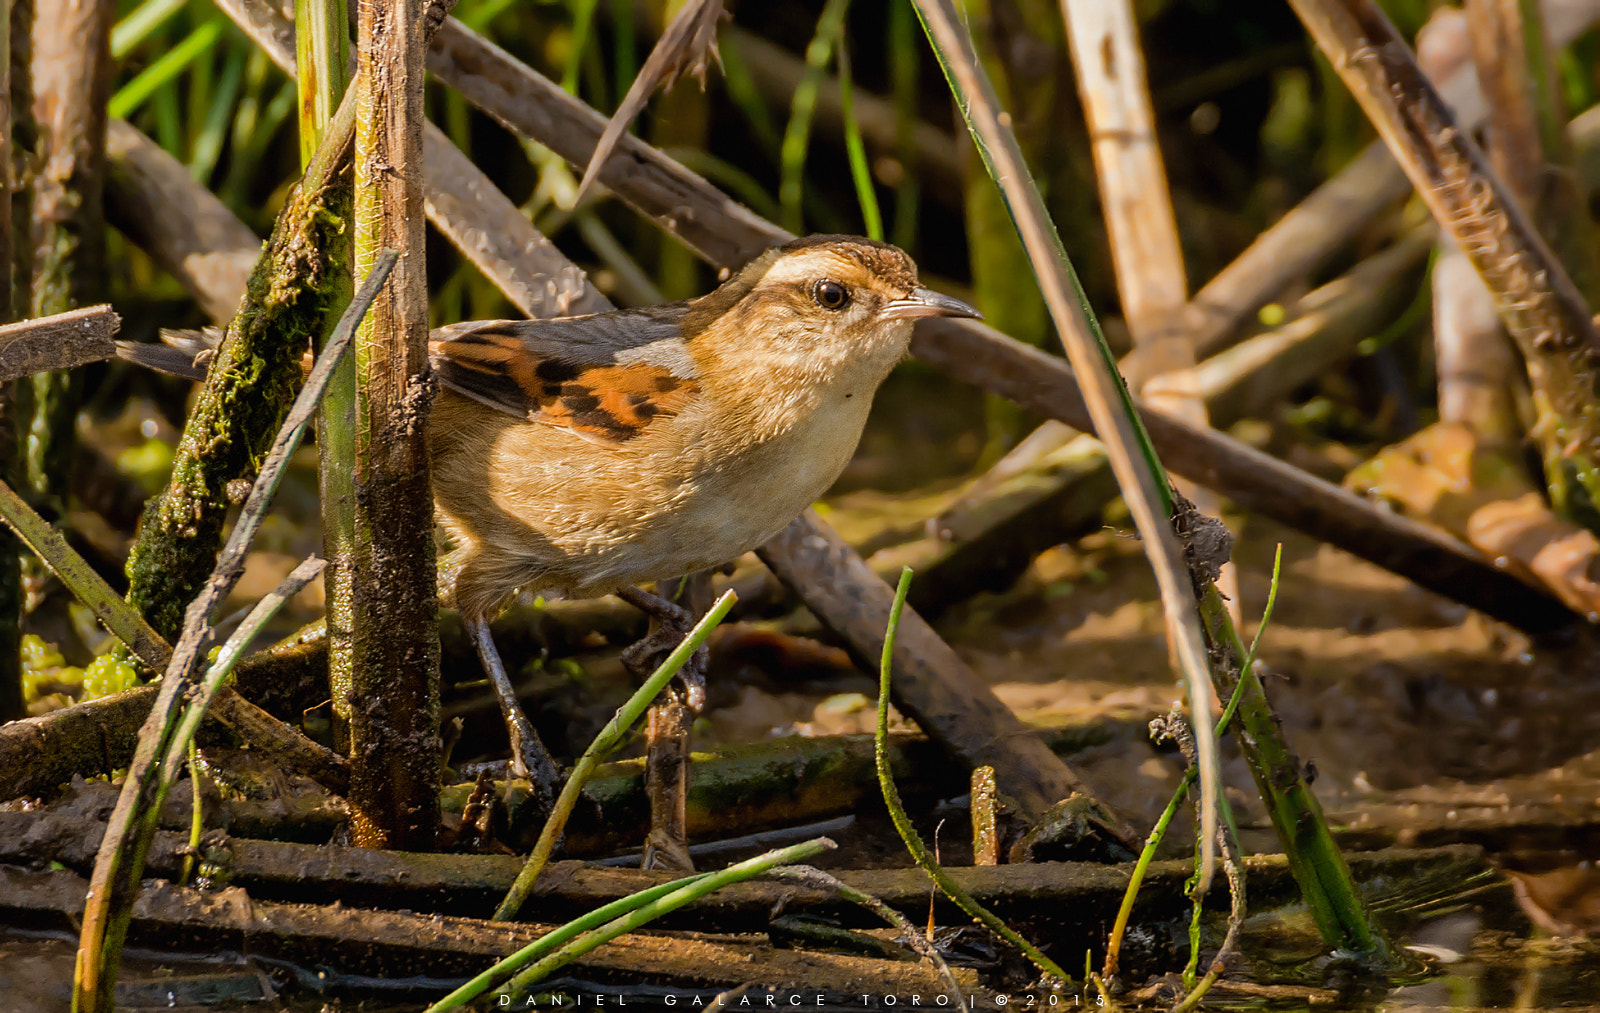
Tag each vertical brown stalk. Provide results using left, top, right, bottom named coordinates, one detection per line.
left=26, top=0, right=110, bottom=504
left=347, top=0, right=440, bottom=849
left=9, top=0, right=30, bottom=309
left=297, top=0, right=358, bottom=754
left=0, top=0, right=18, bottom=725
left=1060, top=0, right=1240, bottom=624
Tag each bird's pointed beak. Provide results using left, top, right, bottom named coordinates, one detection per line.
left=880, top=287, right=982, bottom=322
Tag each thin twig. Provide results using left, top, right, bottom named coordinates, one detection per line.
left=0, top=304, right=120, bottom=380
left=574, top=0, right=724, bottom=201
left=771, top=865, right=964, bottom=1003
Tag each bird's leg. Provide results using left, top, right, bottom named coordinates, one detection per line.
left=617, top=576, right=713, bottom=873
left=463, top=615, right=562, bottom=811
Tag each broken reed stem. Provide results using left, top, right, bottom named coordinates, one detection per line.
left=0, top=478, right=171, bottom=670
left=875, top=568, right=1071, bottom=985
left=494, top=591, right=736, bottom=922
left=0, top=303, right=120, bottom=380
left=1287, top=0, right=1600, bottom=509
left=345, top=0, right=439, bottom=850
left=909, top=0, right=1222, bottom=889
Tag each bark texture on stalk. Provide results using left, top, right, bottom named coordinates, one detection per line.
left=297, top=0, right=357, bottom=756
left=0, top=0, right=17, bottom=725
left=346, top=0, right=440, bottom=849
left=26, top=0, right=111, bottom=504
left=1463, top=0, right=1600, bottom=308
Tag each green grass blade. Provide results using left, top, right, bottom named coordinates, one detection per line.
left=837, top=44, right=883, bottom=241
left=494, top=590, right=737, bottom=921
left=875, top=567, right=1071, bottom=984
left=778, top=0, right=851, bottom=233
left=111, top=0, right=191, bottom=59
left=110, top=20, right=224, bottom=120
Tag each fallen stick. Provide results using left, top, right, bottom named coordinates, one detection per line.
left=872, top=233, right=1429, bottom=616
left=0, top=865, right=978, bottom=998
left=2, top=688, right=1144, bottom=852
left=0, top=814, right=1485, bottom=936
left=911, top=316, right=1578, bottom=632
left=0, top=305, right=120, bottom=382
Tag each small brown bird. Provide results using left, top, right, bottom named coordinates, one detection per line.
left=128, top=235, right=979, bottom=802
left=426, top=235, right=978, bottom=796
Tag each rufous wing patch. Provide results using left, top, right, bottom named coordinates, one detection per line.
left=431, top=323, right=698, bottom=444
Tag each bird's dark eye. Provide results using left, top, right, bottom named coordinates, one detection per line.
left=813, top=280, right=850, bottom=311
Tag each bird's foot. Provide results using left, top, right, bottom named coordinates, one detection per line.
left=617, top=586, right=708, bottom=712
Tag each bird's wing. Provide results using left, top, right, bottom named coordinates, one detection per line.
left=430, top=305, right=701, bottom=444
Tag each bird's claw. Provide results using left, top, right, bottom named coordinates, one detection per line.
left=622, top=627, right=708, bottom=712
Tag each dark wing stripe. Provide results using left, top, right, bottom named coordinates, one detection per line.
left=430, top=308, right=698, bottom=444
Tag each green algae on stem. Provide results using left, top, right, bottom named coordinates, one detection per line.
left=123, top=86, right=360, bottom=643
left=1197, top=579, right=1392, bottom=962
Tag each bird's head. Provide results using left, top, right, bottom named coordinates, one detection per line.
left=682, top=235, right=980, bottom=381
